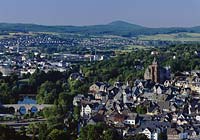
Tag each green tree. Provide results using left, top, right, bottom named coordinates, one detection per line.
left=47, top=129, right=67, bottom=140
left=58, top=92, right=73, bottom=107
left=125, top=134, right=149, bottom=140
left=36, top=81, right=58, bottom=104
left=73, top=106, right=80, bottom=121
left=158, top=132, right=167, bottom=140
left=103, top=129, right=121, bottom=140
left=27, top=123, right=38, bottom=140
left=38, top=123, right=48, bottom=140
left=19, top=126, right=26, bottom=136
left=136, top=106, right=147, bottom=114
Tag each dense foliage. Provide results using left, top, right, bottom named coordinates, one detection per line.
left=79, top=123, right=122, bottom=140
left=0, top=125, right=30, bottom=140
left=82, top=44, right=200, bottom=83
left=79, top=123, right=149, bottom=140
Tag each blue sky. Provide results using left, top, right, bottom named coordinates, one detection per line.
left=0, top=0, right=200, bottom=27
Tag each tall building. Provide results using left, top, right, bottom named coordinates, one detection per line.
left=144, top=57, right=170, bottom=83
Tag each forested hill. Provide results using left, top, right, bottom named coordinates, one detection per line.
left=0, top=21, right=200, bottom=37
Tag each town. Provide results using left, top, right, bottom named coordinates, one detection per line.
left=75, top=59, right=200, bottom=140
left=1, top=43, right=200, bottom=140
left=0, top=32, right=155, bottom=77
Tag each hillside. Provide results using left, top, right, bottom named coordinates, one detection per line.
left=0, top=21, right=200, bottom=37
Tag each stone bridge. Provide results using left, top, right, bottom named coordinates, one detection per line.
left=2, top=104, right=53, bottom=114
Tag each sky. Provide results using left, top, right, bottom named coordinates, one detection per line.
left=0, top=0, right=200, bottom=27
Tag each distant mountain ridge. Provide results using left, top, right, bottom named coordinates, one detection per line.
left=0, top=21, right=200, bottom=37
left=108, top=20, right=144, bottom=29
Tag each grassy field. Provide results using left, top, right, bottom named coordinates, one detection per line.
left=0, top=32, right=36, bottom=39
left=115, top=45, right=153, bottom=54
left=0, top=34, right=15, bottom=39
left=125, top=45, right=152, bottom=50
left=139, top=32, right=200, bottom=42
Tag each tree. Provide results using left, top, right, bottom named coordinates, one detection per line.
left=47, top=129, right=67, bottom=140
left=73, top=106, right=80, bottom=121
left=58, top=92, right=73, bottom=108
left=136, top=106, right=147, bottom=114
left=43, top=105, right=65, bottom=130
left=27, top=123, right=38, bottom=140
left=134, top=134, right=149, bottom=140
left=36, top=81, right=58, bottom=104
left=158, top=132, right=167, bottom=140
left=125, top=134, right=149, bottom=140
left=103, top=129, right=121, bottom=140
left=79, top=123, right=120, bottom=140
left=38, top=123, right=48, bottom=140
left=19, top=126, right=26, bottom=136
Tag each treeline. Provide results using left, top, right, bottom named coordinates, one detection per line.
left=159, top=44, right=200, bottom=72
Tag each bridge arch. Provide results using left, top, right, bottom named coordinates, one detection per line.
left=2, top=104, right=53, bottom=115
left=8, top=107, right=15, bottom=114
left=19, top=106, right=27, bottom=115
left=30, top=106, right=38, bottom=113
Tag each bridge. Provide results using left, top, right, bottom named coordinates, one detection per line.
left=1, top=104, right=53, bottom=114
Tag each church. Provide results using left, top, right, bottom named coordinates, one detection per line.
left=144, top=57, right=170, bottom=83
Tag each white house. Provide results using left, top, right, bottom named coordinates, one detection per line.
left=80, top=104, right=92, bottom=118
left=141, top=128, right=159, bottom=140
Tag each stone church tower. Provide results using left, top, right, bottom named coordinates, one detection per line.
left=144, top=57, right=160, bottom=83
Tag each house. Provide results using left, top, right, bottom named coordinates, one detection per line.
left=164, top=80, right=172, bottom=87
left=122, top=89, right=132, bottom=104
left=87, top=113, right=104, bottom=125
left=196, top=115, right=200, bottom=122
left=89, top=82, right=108, bottom=94
left=73, top=94, right=84, bottom=106
left=109, top=113, right=125, bottom=125
left=105, top=99, right=114, bottom=111
left=69, top=72, right=84, bottom=81
left=141, top=128, right=152, bottom=139
left=178, top=131, right=188, bottom=140
left=95, top=91, right=106, bottom=100
left=132, top=86, right=142, bottom=101
left=186, top=128, right=199, bottom=140
left=114, top=90, right=123, bottom=102
left=107, top=86, right=118, bottom=98
left=124, top=113, right=139, bottom=126
left=137, top=120, right=170, bottom=139
left=157, top=101, right=170, bottom=112
left=80, top=104, right=93, bottom=118
left=147, top=103, right=160, bottom=115
left=190, top=83, right=200, bottom=93
left=153, top=85, right=163, bottom=94
left=170, top=103, right=178, bottom=112
left=167, top=128, right=180, bottom=140
left=0, top=65, right=13, bottom=76
left=140, top=127, right=159, bottom=140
